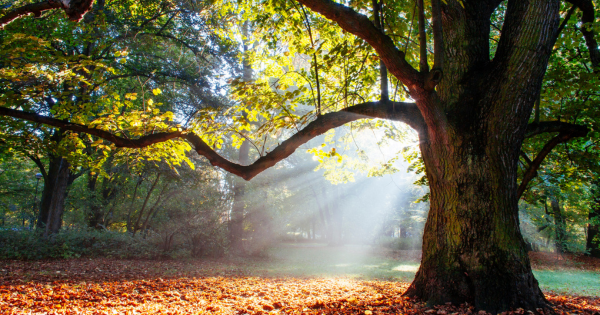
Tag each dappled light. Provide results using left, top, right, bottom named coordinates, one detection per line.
left=392, top=264, right=419, bottom=272
left=1, top=251, right=600, bottom=314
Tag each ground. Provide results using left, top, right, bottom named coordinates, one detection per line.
left=0, top=244, right=599, bottom=314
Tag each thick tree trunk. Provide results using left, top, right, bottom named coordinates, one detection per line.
left=405, top=134, right=548, bottom=313
left=401, top=0, right=559, bottom=312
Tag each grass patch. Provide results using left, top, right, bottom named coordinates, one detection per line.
left=238, top=243, right=600, bottom=297
left=231, top=243, right=420, bottom=282
left=533, top=270, right=600, bottom=297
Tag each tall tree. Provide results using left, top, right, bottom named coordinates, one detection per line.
left=0, top=0, right=232, bottom=234
left=2, top=0, right=599, bottom=312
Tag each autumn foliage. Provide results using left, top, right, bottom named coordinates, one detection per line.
left=0, top=258, right=598, bottom=315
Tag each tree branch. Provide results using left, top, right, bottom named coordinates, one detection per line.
left=0, top=1, right=60, bottom=28
left=26, top=154, right=48, bottom=182
left=525, top=121, right=589, bottom=138
left=417, top=0, right=428, bottom=73
left=0, top=106, right=184, bottom=148
left=556, top=4, right=577, bottom=38
left=431, top=0, right=444, bottom=71
left=296, top=0, right=422, bottom=91
left=565, top=0, right=600, bottom=69
left=518, top=122, right=589, bottom=198
left=0, top=0, right=94, bottom=29
left=1, top=101, right=423, bottom=181
left=372, top=0, right=389, bottom=101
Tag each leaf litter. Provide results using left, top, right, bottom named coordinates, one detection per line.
left=0, top=258, right=598, bottom=314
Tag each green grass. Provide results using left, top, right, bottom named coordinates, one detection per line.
left=239, top=243, right=419, bottom=282
left=533, top=270, right=600, bottom=297
left=232, top=243, right=599, bottom=297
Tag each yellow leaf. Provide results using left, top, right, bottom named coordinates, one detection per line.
left=152, top=88, right=162, bottom=95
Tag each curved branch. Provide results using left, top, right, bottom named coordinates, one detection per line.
left=0, top=106, right=184, bottom=148
left=565, top=0, right=600, bottom=69
left=0, top=101, right=423, bottom=180
left=0, top=0, right=94, bottom=29
left=187, top=101, right=423, bottom=180
left=518, top=122, right=589, bottom=198
left=296, top=0, right=422, bottom=91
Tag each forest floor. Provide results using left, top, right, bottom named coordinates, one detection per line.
left=1, top=244, right=599, bottom=314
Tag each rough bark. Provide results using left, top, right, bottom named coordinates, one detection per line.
left=402, top=0, right=560, bottom=312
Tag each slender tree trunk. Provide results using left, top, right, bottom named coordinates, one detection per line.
left=230, top=139, right=250, bottom=251
left=44, top=159, right=70, bottom=237
left=132, top=173, right=161, bottom=236
left=230, top=21, right=253, bottom=252
left=36, top=155, right=59, bottom=229
left=86, top=173, right=105, bottom=229
left=36, top=155, right=73, bottom=236
left=550, top=195, right=568, bottom=253
left=311, top=185, right=329, bottom=241
left=587, top=182, right=600, bottom=257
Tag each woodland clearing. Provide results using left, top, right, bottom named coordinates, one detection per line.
left=0, top=244, right=599, bottom=314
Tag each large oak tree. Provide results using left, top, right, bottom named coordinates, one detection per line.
left=1, top=0, right=598, bottom=312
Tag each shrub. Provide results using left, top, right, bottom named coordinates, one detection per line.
left=0, top=228, right=165, bottom=260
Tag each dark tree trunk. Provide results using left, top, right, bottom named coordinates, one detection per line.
left=404, top=1, right=558, bottom=312
left=36, top=155, right=61, bottom=230
left=586, top=208, right=599, bottom=257
left=44, top=158, right=70, bottom=237
left=588, top=182, right=600, bottom=258
left=86, top=173, right=105, bottom=229
left=550, top=196, right=568, bottom=253
left=36, top=155, right=72, bottom=235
